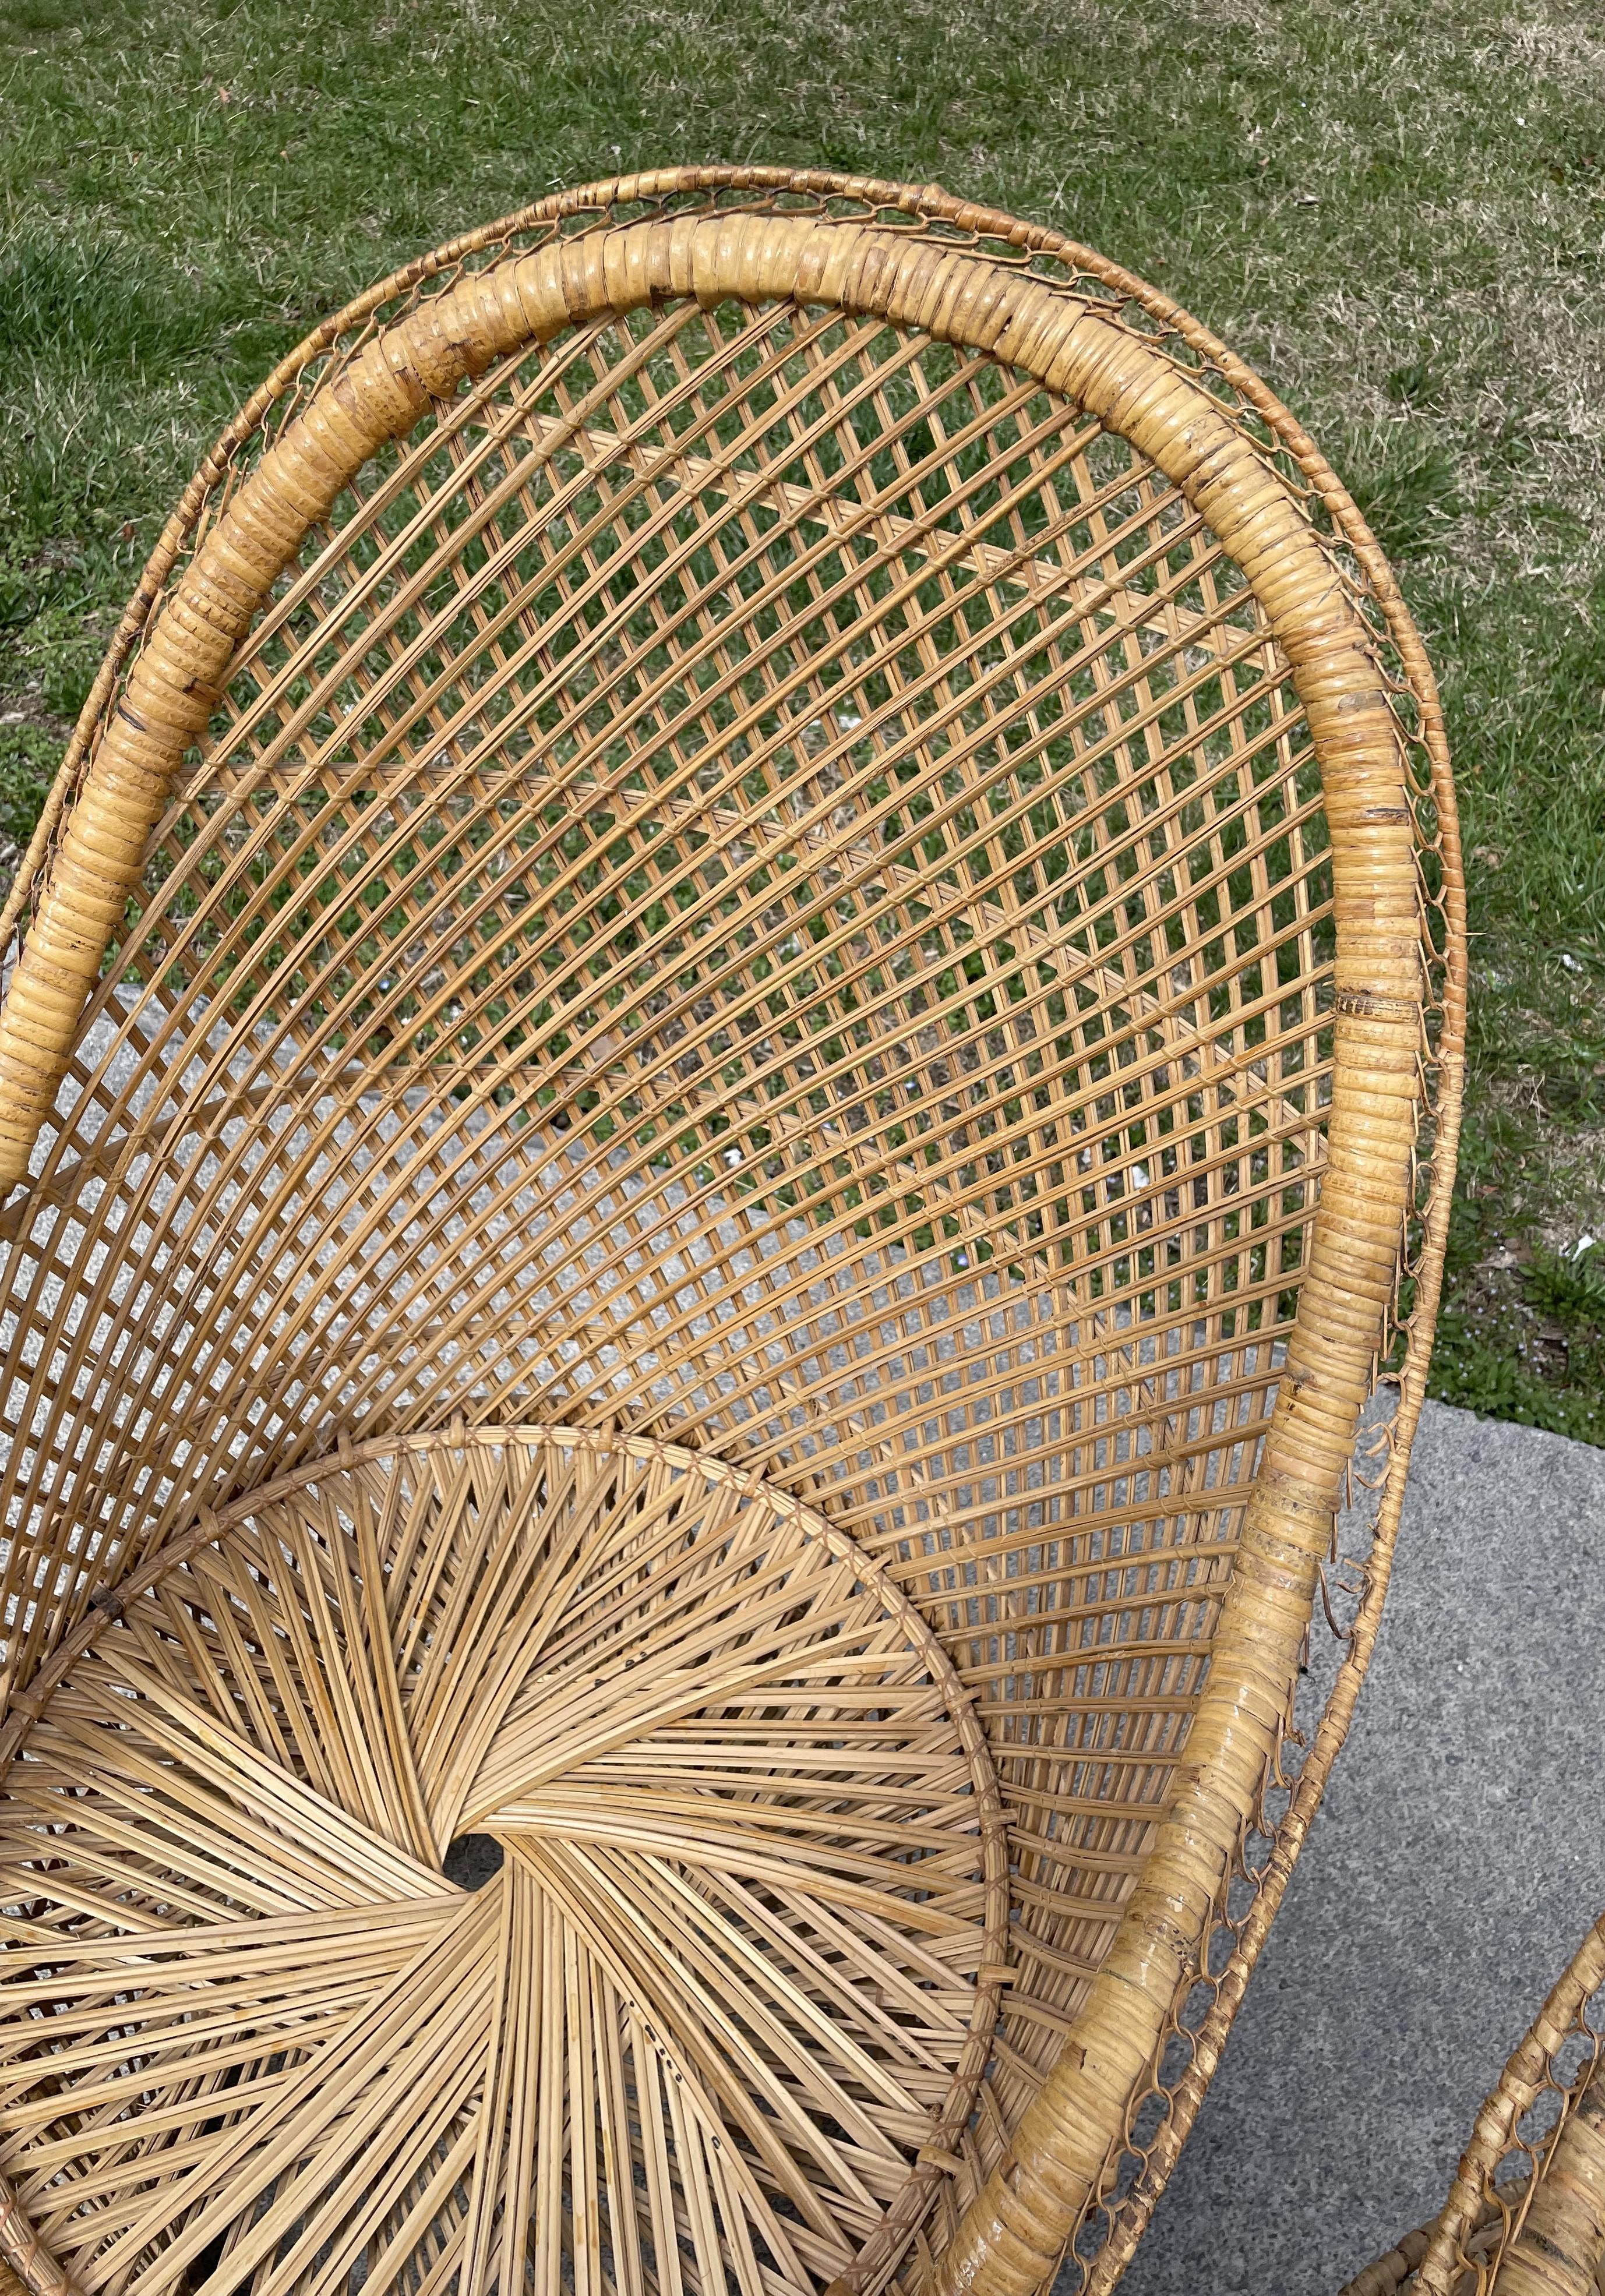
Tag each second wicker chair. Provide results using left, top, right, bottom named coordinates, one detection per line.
left=1342, top=1904, right=1605, bottom=2296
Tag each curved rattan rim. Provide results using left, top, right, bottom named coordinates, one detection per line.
left=0, top=169, right=1466, bottom=2296
left=0, top=1421, right=1013, bottom=2296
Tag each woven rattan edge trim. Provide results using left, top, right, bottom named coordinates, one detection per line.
left=1080, top=658, right=1462, bottom=2293
left=1337, top=2224, right=1440, bottom=2296
left=0, top=172, right=1464, bottom=2296
left=0, top=1421, right=1011, bottom=2296
left=1080, top=1006, right=1465, bottom=2291
left=1336, top=2177, right=1535, bottom=2296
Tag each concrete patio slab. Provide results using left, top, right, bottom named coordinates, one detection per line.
left=1120, top=1400, right=1605, bottom=2296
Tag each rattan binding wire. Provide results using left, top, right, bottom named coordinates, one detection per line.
left=1339, top=1909, right=1605, bottom=2296
left=0, top=168, right=1463, bottom=2296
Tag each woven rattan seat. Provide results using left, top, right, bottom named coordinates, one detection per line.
left=1341, top=1909, right=1605, bottom=2296
left=0, top=169, right=1462, bottom=2296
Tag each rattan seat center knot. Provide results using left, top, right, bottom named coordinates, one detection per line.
left=0, top=167, right=1463, bottom=2296
left=0, top=1429, right=1008, bottom=2296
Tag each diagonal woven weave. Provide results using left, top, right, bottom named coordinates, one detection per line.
left=0, top=168, right=1463, bottom=2296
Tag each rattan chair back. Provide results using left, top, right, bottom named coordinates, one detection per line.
left=0, top=169, right=1463, bottom=2296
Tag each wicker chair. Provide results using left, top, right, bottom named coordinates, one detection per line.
left=0, top=169, right=1463, bottom=2296
left=1341, top=1910, right=1605, bottom=2296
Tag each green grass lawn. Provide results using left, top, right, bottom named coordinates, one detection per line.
left=3, top=0, right=1604, bottom=1434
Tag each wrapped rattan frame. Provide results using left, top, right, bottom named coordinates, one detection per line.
left=0, top=168, right=1463, bottom=2296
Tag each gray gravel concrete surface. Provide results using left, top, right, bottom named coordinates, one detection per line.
left=1118, top=1400, right=1605, bottom=2296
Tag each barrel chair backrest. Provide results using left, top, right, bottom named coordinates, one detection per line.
left=0, top=171, right=1462, bottom=2296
